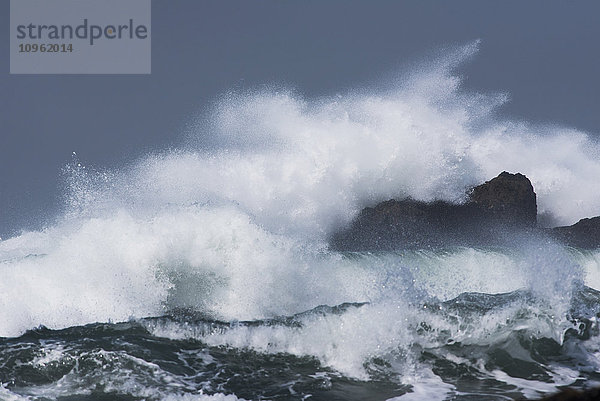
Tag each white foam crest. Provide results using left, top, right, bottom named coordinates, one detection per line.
left=388, top=367, right=455, bottom=401
left=149, top=301, right=418, bottom=379
left=0, top=205, right=382, bottom=337
left=52, top=42, right=600, bottom=242
left=522, top=241, right=584, bottom=318
left=0, top=385, right=31, bottom=401
left=391, top=248, right=527, bottom=300
left=146, top=287, right=574, bottom=381
left=489, top=370, right=571, bottom=400
left=2, top=41, right=600, bottom=338
left=570, top=248, right=600, bottom=290
left=0, top=211, right=168, bottom=337
left=0, top=215, right=586, bottom=339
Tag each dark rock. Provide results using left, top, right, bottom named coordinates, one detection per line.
left=527, top=386, right=600, bottom=401
left=470, top=171, right=537, bottom=227
left=331, top=171, right=600, bottom=251
left=552, top=216, right=600, bottom=248
left=330, top=172, right=537, bottom=251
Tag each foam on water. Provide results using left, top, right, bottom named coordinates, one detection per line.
left=0, top=206, right=377, bottom=337
left=571, top=248, right=600, bottom=290
left=0, top=386, right=30, bottom=401
left=144, top=274, right=584, bottom=381
left=2, top=212, right=590, bottom=340
left=162, top=395, right=247, bottom=401
left=388, top=368, right=455, bottom=401
left=0, top=336, right=250, bottom=401
left=1, top=43, right=600, bottom=400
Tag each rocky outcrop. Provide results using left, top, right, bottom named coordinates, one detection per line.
left=469, top=171, right=537, bottom=227
left=552, top=217, right=600, bottom=248
left=331, top=172, right=537, bottom=251
left=330, top=171, right=600, bottom=251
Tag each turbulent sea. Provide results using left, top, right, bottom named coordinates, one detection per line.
left=2, top=43, right=600, bottom=400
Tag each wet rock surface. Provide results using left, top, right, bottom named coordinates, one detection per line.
left=552, top=216, right=600, bottom=249
left=469, top=171, right=537, bottom=227
left=331, top=171, right=600, bottom=250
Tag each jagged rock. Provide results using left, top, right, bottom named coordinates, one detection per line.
left=552, top=216, right=600, bottom=248
left=330, top=172, right=537, bottom=251
left=470, top=171, right=537, bottom=227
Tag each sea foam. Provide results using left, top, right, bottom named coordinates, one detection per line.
left=1, top=41, right=599, bottom=340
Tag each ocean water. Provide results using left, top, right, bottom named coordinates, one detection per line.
left=1, top=42, right=600, bottom=400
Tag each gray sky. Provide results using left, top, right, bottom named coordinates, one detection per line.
left=1, top=0, right=600, bottom=238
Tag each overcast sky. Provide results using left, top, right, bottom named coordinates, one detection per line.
left=1, top=0, right=599, bottom=238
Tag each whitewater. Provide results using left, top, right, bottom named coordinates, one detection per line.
left=1, top=42, right=600, bottom=400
